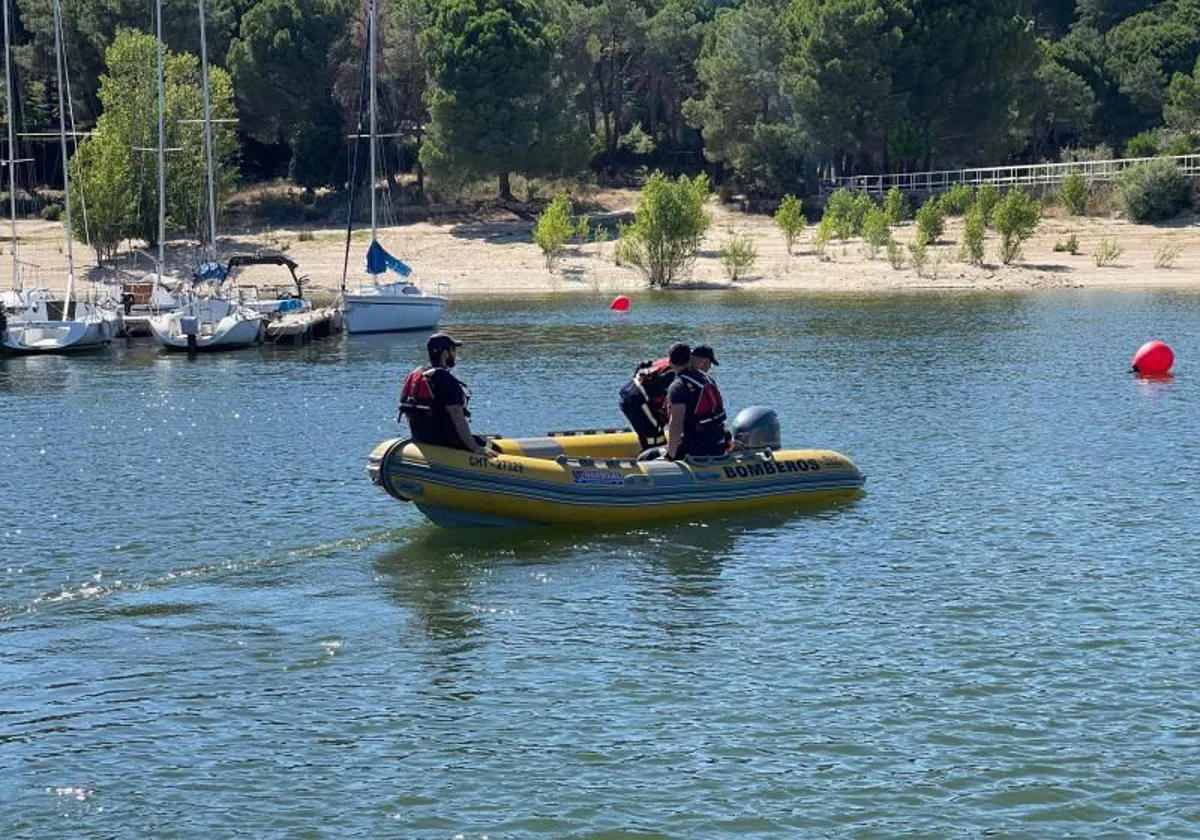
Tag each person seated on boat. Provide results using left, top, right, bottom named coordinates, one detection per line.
left=398, top=333, right=491, bottom=455
left=661, top=344, right=730, bottom=461
left=619, top=342, right=691, bottom=449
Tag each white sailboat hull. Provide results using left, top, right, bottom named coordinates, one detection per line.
left=2, top=306, right=118, bottom=353
left=148, top=300, right=264, bottom=351
left=343, top=283, right=446, bottom=334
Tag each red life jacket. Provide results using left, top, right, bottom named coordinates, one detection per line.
left=633, top=357, right=675, bottom=411
left=399, top=366, right=436, bottom=418
left=676, top=371, right=727, bottom=432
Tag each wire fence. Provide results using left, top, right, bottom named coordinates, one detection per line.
left=819, top=154, right=1200, bottom=196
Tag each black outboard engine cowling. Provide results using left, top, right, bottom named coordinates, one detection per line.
left=732, top=406, right=781, bottom=451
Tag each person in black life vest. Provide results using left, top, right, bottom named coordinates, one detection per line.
left=619, top=341, right=691, bottom=449
left=664, top=344, right=729, bottom=461
left=398, top=333, right=491, bottom=455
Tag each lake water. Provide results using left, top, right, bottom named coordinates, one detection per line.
left=3, top=291, right=1200, bottom=837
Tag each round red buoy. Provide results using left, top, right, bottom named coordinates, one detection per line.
left=610, top=295, right=630, bottom=312
left=1131, top=340, right=1174, bottom=376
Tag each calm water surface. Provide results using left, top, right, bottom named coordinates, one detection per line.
left=3, top=291, right=1200, bottom=837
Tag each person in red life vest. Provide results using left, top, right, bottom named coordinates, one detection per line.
left=398, top=333, right=491, bottom=455
left=619, top=342, right=692, bottom=449
left=664, top=344, right=730, bottom=461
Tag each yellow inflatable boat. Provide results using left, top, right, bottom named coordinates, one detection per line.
left=367, top=408, right=865, bottom=528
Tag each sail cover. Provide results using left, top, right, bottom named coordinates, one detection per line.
left=366, top=240, right=412, bottom=278
left=193, top=261, right=228, bottom=283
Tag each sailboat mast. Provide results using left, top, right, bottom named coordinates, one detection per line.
left=198, top=0, right=217, bottom=252
left=2, top=0, right=18, bottom=291
left=155, top=0, right=166, bottom=285
left=52, top=0, right=74, bottom=309
left=368, top=0, right=377, bottom=242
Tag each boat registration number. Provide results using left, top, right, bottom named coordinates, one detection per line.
left=470, top=456, right=524, bottom=473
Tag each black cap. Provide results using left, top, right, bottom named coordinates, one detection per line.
left=692, top=344, right=719, bottom=365
left=668, top=342, right=692, bottom=365
left=427, top=333, right=462, bottom=352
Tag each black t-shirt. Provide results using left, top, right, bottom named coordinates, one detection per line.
left=668, top=372, right=727, bottom=457
left=409, top=367, right=468, bottom=449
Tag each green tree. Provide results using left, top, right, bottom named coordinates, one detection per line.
left=422, top=0, right=590, bottom=200
left=959, top=202, right=986, bottom=264
left=227, top=0, right=349, bottom=186
left=993, top=188, right=1042, bottom=264
left=69, top=30, right=238, bottom=250
left=533, top=192, right=576, bottom=269
left=1021, top=52, right=1096, bottom=158
left=641, top=0, right=704, bottom=149
left=616, top=171, right=710, bottom=287
left=683, top=0, right=808, bottom=196
left=915, top=197, right=945, bottom=245
left=774, top=194, right=805, bottom=254
left=860, top=205, right=890, bottom=257
left=1104, top=8, right=1200, bottom=120
left=68, top=128, right=133, bottom=262
left=884, top=186, right=908, bottom=224
left=1060, top=172, right=1090, bottom=215
left=1165, top=56, right=1200, bottom=132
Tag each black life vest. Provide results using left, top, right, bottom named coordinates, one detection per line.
left=676, top=370, right=727, bottom=433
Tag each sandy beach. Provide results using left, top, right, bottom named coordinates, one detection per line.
left=8, top=188, right=1199, bottom=299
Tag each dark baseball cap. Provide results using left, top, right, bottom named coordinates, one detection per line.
left=427, top=333, right=462, bottom=352
left=692, top=344, right=719, bottom=365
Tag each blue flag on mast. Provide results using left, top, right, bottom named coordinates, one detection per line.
left=366, top=240, right=412, bottom=278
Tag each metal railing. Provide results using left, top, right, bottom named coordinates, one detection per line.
left=820, top=154, right=1200, bottom=196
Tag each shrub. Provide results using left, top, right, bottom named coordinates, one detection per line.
left=1155, top=243, right=1182, bottom=268
left=616, top=172, right=711, bottom=286
left=959, top=203, right=986, bottom=265
left=915, top=197, right=945, bottom=245
left=812, top=216, right=834, bottom=258
left=993, top=189, right=1042, bottom=264
left=1060, top=143, right=1114, bottom=163
left=774, top=195, right=806, bottom=255
left=1060, top=173, right=1089, bottom=216
left=719, top=232, right=758, bottom=281
left=40, top=202, right=63, bottom=221
left=823, top=188, right=857, bottom=240
left=533, top=192, right=577, bottom=270
left=298, top=229, right=315, bottom=242
left=886, top=238, right=905, bottom=269
left=850, top=193, right=875, bottom=235
left=907, top=239, right=928, bottom=275
left=942, top=182, right=975, bottom=216
left=860, top=206, right=891, bottom=258
left=884, top=186, right=908, bottom=224
left=1124, top=131, right=1159, bottom=158
left=1093, top=237, right=1123, bottom=266
left=1116, top=158, right=1192, bottom=222
left=976, top=183, right=999, bottom=227
left=1053, top=233, right=1080, bottom=254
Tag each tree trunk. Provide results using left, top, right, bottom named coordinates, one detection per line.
left=498, top=171, right=513, bottom=201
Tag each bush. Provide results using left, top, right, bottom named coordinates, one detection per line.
left=719, top=232, right=758, bottom=281
left=1116, top=158, right=1193, bottom=222
left=915, top=197, right=945, bottom=245
left=812, top=216, right=834, bottom=258
left=993, top=189, right=1042, bottom=264
left=823, top=188, right=857, bottom=240
left=884, top=186, right=908, bottom=224
left=40, top=202, right=63, bottom=221
left=774, top=195, right=806, bottom=255
left=976, top=183, right=999, bottom=227
left=959, top=203, right=985, bottom=265
left=1060, top=173, right=1089, bottom=216
left=1124, top=131, right=1159, bottom=158
left=1093, top=237, right=1123, bottom=267
left=860, top=206, right=891, bottom=258
left=907, top=239, right=928, bottom=274
left=1053, top=233, right=1080, bottom=254
left=1155, top=243, right=1182, bottom=268
left=942, top=183, right=975, bottom=216
left=1060, top=143, right=1114, bottom=163
left=886, top=238, right=905, bottom=269
left=850, top=193, right=875, bottom=235
left=534, top=193, right=577, bottom=270
left=616, top=172, right=711, bottom=286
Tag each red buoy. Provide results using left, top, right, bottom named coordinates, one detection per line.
left=610, top=295, right=631, bottom=312
left=1132, top=340, right=1174, bottom=375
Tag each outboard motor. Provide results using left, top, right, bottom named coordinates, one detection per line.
left=733, top=406, right=781, bottom=451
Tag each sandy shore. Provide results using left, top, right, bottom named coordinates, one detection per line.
left=7, top=189, right=1199, bottom=299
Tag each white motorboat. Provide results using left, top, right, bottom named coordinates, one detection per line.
left=340, top=0, right=446, bottom=335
